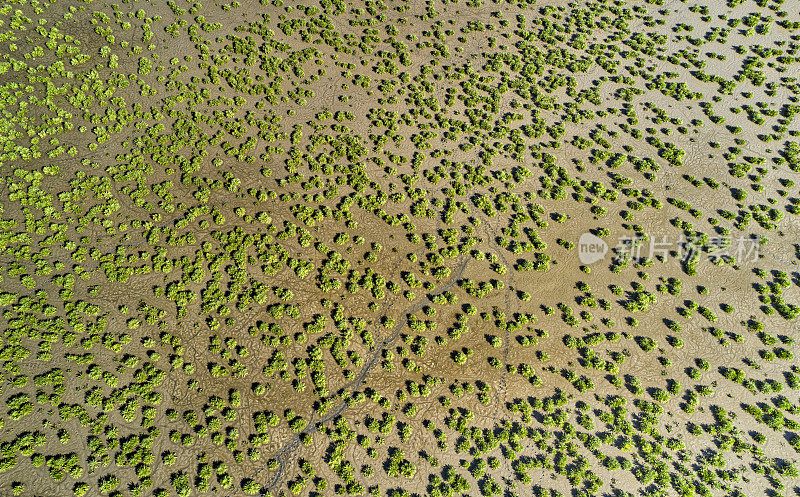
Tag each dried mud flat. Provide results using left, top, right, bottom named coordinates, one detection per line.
left=0, top=0, right=800, bottom=496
